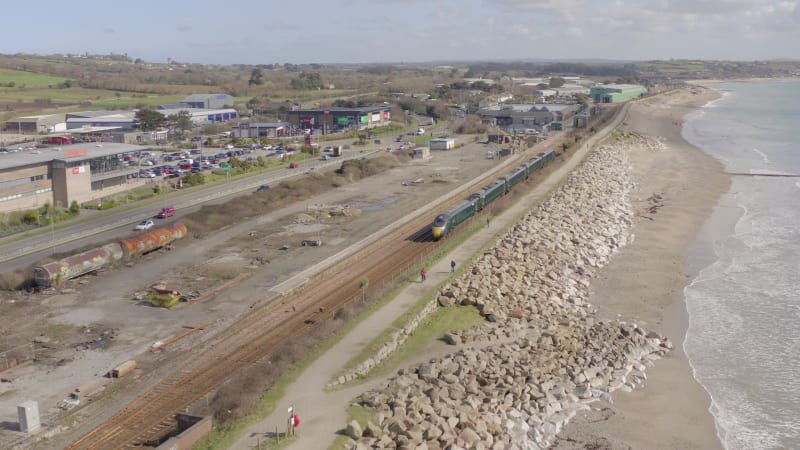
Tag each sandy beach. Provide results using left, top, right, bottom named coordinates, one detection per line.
left=554, top=86, right=728, bottom=449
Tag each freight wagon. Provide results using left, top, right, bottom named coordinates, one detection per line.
left=34, top=223, right=187, bottom=287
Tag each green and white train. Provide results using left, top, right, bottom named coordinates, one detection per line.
left=432, top=150, right=555, bottom=239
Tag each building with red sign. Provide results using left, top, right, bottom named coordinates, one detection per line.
left=0, top=142, right=149, bottom=212
left=285, top=106, right=391, bottom=134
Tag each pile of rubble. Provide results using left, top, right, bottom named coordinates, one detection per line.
left=347, top=138, right=672, bottom=449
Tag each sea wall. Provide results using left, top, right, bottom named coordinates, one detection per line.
left=345, top=137, right=672, bottom=449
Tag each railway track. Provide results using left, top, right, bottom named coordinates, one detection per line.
left=64, top=141, right=569, bottom=449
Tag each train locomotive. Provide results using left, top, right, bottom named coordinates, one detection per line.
left=432, top=150, right=555, bottom=240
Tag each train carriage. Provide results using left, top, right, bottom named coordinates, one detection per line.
left=483, top=179, right=507, bottom=205
left=432, top=148, right=556, bottom=240
left=539, top=149, right=555, bottom=165
left=469, top=191, right=488, bottom=211
left=432, top=199, right=479, bottom=239
left=502, top=165, right=528, bottom=190
left=524, top=155, right=543, bottom=173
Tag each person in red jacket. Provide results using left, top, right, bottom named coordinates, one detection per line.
left=421, top=268, right=427, bottom=282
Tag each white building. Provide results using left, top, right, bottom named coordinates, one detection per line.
left=429, top=138, right=455, bottom=150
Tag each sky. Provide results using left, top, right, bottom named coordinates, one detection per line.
left=1, top=0, right=798, bottom=64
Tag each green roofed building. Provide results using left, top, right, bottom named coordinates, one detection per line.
left=590, top=84, right=647, bottom=103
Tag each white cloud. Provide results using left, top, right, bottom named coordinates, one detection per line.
left=509, top=24, right=532, bottom=36
left=492, top=0, right=585, bottom=13
left=565, top=26, right=583, bottom=37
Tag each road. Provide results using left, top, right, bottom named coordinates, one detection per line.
left=0, top=144, right=383, bottom=273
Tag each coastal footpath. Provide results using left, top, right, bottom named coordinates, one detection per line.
left=345, top=136, right=671, bottom=449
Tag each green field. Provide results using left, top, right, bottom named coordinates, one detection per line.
left=0, top=68, right=67, bottom=87
left=0, top=84, right=186, bottom=120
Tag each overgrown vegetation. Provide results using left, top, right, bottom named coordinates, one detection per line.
left=181, top=153, right=408, bottom=235
left=0, top=202, right=80, bottom=238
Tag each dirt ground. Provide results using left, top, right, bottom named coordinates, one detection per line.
left=0, top=138, right=510, bottom=447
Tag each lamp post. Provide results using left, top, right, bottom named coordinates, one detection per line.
left=50, top=208, right=56, bottom=255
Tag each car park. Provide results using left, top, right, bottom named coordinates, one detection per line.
left=134, top=219, right=155, bottom=231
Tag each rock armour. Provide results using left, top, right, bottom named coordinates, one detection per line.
left=346, top=138, right=672, bottom=449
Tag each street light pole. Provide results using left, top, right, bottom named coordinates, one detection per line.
left=50, top=209, right=56, bottom=255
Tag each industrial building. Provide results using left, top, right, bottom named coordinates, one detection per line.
left=285, top=106, right=391, bottom=133
left=429, top=138, right=455, bottom=150
left=65, top=108, right=238, bottom=132
left=4, top=114, right=66, bottom=134
left=0, top=142, right=150, bottom=212
left=181, top=93, right=235, bottom=109
left=590, top=84, right=647, bottom=103
left=232, top=122, right=290, bottom=139
left=477, top=103, right=582, bottom=133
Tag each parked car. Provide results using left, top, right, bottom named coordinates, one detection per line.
left=134, top=219, right=155, bottom=231
left=255, top=184, right=270, bottom=192
left=156, top=207, right=176, bottom=218
left=289, top=162, right=300, bottom=169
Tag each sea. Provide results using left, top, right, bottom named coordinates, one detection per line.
left=682, top=80, right=800, bottom=450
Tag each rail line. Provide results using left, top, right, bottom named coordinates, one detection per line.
left=64, top=140, right=573, bottom=449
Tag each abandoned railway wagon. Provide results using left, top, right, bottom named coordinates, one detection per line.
left=34, top=223, right=187, bottom=287
left=432, top=150, right=555, bottom=239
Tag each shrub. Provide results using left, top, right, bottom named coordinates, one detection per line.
left=22, top=211, right=39, bottom=225
left=182, top=173, right=206, bottom=187
left=0, top=271, right=25, bottom=291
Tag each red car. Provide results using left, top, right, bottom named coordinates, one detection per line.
left=156, top=207, right=176, bottom=218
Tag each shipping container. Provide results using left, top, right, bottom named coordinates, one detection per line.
left=111, top=360, right=137, bottom=378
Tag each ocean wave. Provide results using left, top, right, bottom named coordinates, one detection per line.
left=750, top=148, right=770, bottom=164
left=703, top=90, right=732, bottom=108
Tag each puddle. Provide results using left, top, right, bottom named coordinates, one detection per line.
left=361, top=204, right=385, bottom=211
left=362, top=196, right=399, bottom=211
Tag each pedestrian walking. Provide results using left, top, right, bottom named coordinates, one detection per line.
left=287, top=406, right=296, bottom=436
left=421, top=268, right=427, bottom=282
left=486, top=217, right=490, bottom=228
left=450, top=260, right=456, bottom=273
